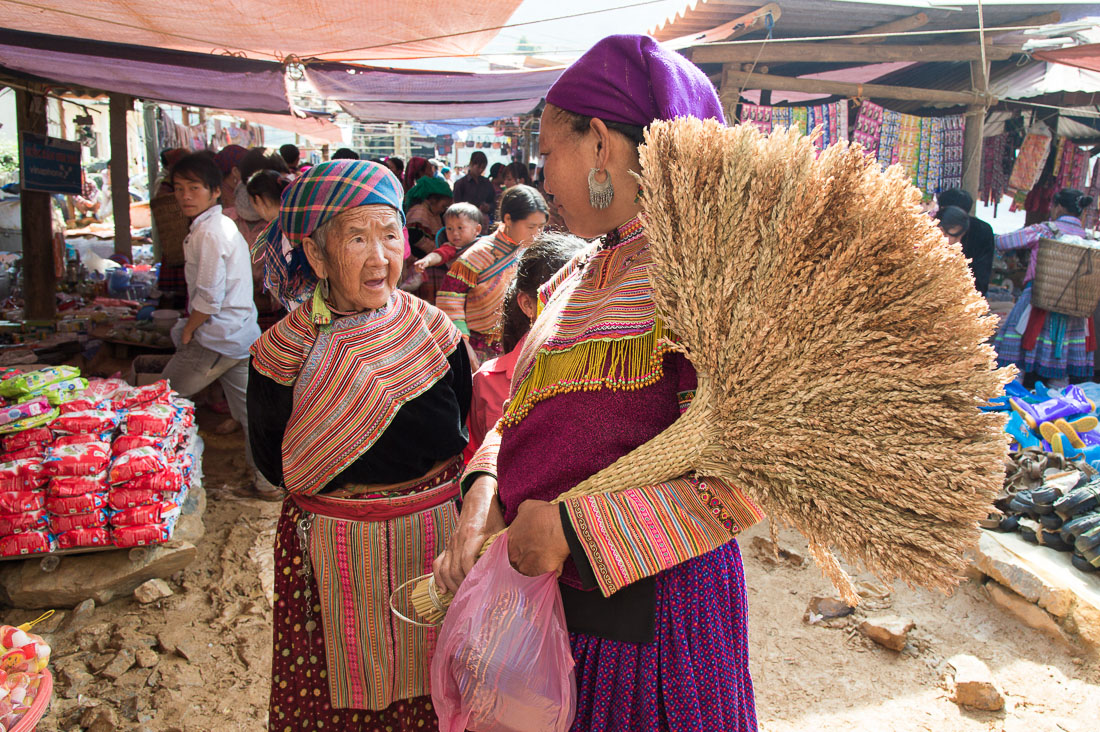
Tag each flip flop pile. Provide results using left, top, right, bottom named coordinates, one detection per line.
left=985, top=382, right=1100, bottom=573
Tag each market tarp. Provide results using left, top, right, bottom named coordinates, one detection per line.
left=0, top=0, right=525, bottom=61
left=1035, top=43, right=1100, bottom=74
left=0, top=29, right=289, bottom=112
left=305, top=63, right=564, bottom=122
left=990, top=57, right=1100, bottom=99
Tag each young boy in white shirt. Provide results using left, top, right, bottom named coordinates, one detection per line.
left=163, top=153, right=278, bottom=500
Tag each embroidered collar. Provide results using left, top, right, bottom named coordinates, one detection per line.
left=599, top=216, right=645, bottom=251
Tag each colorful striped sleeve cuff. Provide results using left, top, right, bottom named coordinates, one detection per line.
left=562, top=475, right=764, bottom=597
left=436, top=290, right=470, bottom=335
left=460, top=420, right=501, bottom=494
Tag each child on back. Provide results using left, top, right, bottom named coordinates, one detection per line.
left=412, top=202, right=483, bottom=304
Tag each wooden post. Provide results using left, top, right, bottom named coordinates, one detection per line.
left=14, top=84, right=56, bottom=322
left=142, top=101, right=161, bottom=261
left=109, top=94, right=131, bottom=260
left=961, top=59, right=990, bottom=200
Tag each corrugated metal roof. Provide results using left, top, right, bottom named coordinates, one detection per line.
left=652, top=1, right=1095, bottom=42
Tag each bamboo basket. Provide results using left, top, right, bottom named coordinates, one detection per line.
left=403, top=119, right=1012, bottom=626
left=1032, top=237, right=1100, bottom=318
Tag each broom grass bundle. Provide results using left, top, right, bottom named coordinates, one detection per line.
left=407, top=118, right=1012, bottom=623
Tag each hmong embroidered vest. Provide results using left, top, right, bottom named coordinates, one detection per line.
left=251, top=290, right=461, bottom=495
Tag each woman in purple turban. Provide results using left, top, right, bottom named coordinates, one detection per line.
left=434, top=35, right=762, bottom=731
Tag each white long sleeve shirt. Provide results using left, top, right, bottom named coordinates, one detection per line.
left=181, top=205, right=261, bottom=359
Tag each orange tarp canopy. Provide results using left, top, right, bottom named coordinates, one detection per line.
left=0, top=0, right=525, bottom=61
left=1035, top=43, right=1100, bottom=74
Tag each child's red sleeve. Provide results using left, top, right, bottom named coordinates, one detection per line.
left=435, top=244, right=458, bottom=264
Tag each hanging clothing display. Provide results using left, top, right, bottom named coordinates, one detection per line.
left=739, top=101, right=849, bottom=149
left=852, top=101, right=964, bottom=196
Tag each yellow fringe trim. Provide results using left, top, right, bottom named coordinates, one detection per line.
left=499, top=320, right=674, bottom=429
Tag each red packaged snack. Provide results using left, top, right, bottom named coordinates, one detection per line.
left=0, top=491, right=44, bottom=514
left=56, top=527, right=110, bottom=549
left=109, top=447, right=169, bottom=484
left=48, top=474, right=109, bottom=497
left=0, top=447, right=43, bottom=463
left=52, top=433, right=110, bottom=449
left=0, top=460, right=46, bottom=492
left=58, top=399, right=97, bottom=415
left=113, top=381, right=172, bottom=411
left=111, top=434, right=165, bottom=456
left=0, top=532, right=53, bottom=556
left=83, top=377, right=130, bottom=404
left=53, top=410, right=119, bottom=435
left=107, top=488, right=167, bottom=510
left=110, top=501, right=180, bottom=527
left=50, top=510, right=108, bottom=533
left=0, top=509, right=49, bottom=535
left=1, top=427, right=52, bottom=453
left=45, top=492, right=106, bottom=515
left=111, top=522, right=172, bottom=548
left=122, top=405, right=178, bottom=437
left=44, top=442, right=111, bottom=477
left=126, top=470, right=183, bottom=494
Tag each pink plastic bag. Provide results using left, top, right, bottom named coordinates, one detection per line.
left=431, top=534, right=576, bottom=732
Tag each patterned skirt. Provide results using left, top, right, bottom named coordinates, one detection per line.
left=569, top=541, right=757, bottom=732
left=993, top=286, right=1094, bottom=380
left=268, top=462, right=460, bottom=732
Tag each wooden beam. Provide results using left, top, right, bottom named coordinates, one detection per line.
left=14, top=83, right=56, bottom=322
left=721, top=68, right=987, bottom=105
left=836, top=12, right=929, bottom=44
left=693, top=41, right=1017, bottom=65
left=986, top=11, right=1061, bottom=34
left=961, top=59, right=990, bottom=200
left=109, top=94, right=132, bottom=260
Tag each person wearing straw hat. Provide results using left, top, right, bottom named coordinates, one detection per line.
left=433, top=35, right=763, bottom=731
left=992, top=187, right=1096, bottom=387
left=247, top=159, right=471, bottom=731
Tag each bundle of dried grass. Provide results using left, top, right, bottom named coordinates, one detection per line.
left=638, top=118, right=1013, bottom=602
left=407, top=118, right=1011, bottom=622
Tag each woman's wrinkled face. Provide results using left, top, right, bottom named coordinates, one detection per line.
left=304, top=205, right=404, bottom=312
left=538, top=110, right=599, bottom=237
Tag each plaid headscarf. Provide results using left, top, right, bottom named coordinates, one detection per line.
left=254, top=160, right=405, bottom=310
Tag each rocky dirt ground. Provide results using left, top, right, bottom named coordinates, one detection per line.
left=4, top=408, right=1099, bottom=731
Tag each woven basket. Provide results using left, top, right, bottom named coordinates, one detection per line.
left=1033, top=237, right=1100, bottom=318
left=150, top=195, right=188, bottom=267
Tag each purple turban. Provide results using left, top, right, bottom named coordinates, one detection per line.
left=546, top=34, right=724, bottom=126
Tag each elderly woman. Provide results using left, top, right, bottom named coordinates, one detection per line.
left=433, top=35, right=763, bottom=731
left=248, top=160, right=471, bottom=731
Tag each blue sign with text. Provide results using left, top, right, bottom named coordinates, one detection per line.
left=21, top=133, right=81, bottom=195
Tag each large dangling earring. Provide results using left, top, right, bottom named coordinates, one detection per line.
left=588, top=168, right=614, bottom=209
left=318, top=276, right=330, bottom=300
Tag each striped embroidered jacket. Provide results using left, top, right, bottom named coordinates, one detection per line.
left=251, top=289, right=461, bottom=495
left=464, top=220, right=763, bottom=597
left=436, top=229, right=521, bottom=337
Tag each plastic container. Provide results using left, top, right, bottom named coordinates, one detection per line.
left=10, top=669, right=52, bottom=732
left=151, top=310, right=180, bottom=333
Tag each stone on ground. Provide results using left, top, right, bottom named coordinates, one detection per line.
left=859, top=615, right=915, bottom=651
left=135, top=648, right=159, bottom=669
left=947, top=654, right=1004, bottom=711
left=985, top=582, right=1071, bottom=647
left=805, top=596, right=853, bottom=623
left=133, top=578, right=174, bottom=604
left=98, top=649, right=135, bottom=681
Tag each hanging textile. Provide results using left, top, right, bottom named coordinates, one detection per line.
left=853, top=101, right=964, bottom=196
left=739, top=101, right=849, bottom=149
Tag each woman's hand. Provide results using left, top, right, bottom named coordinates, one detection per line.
left=506, top=500, right=570, bottom=577
left=414, top=252, right=443, bottom=272
left=433, top=475, right=504, bottom=594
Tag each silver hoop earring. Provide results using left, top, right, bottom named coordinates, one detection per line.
left=588, top=168, right=614, bottom=209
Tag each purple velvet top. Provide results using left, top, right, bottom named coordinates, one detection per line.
left=496, top=351, right=697, bottom=586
